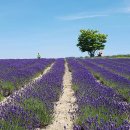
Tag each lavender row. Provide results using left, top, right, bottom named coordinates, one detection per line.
left=0, top=59, right=54, bottom=99
left=110, top=58, right=130, bottom=66
left=0, top=59, right=54, bottom=83
left=0, top=59, right=65, bottom=130
left=90, top=58, right=130, bottom=79
left=79, top=59, right=130, bottom=102
left=67, top=58, right=130, bottom=130
left=98, top=58, right=130, bottom=69
left=0, top=59, right=37, bottom=74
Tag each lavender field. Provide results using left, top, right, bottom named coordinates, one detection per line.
left=0, top=58, right=130, bottom=130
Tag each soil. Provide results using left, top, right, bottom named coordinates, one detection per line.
left=37, top=61, right=78, bottom=130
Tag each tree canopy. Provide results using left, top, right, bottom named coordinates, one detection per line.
left=77, top=29, right=108, bottom=57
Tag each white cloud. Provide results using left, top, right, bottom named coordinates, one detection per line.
left=57, top=5, right=130, bottom=21
left=57, top=14, right=108, bottom=21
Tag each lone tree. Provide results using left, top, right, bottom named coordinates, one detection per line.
left=77, top=29, right=107, bottom=57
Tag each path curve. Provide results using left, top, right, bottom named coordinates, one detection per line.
left=38, top=61, right=77, bottom=130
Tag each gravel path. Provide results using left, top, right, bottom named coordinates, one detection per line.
left=0, top=63, right=54, bottom=105
left=39, top=61, right=77, bottom=130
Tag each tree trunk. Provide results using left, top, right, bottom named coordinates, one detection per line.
left=88, top=51, right=95, bottom=57
left=90, top=53, right=94, bottom=57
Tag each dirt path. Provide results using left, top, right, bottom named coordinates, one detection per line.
left=39, top=61, right=77, bottom=130
left=0, top=63, right=54, bottom=105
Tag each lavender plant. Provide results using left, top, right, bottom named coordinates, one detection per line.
left=79, top=59, right=130, bottom=103
left=0, top=59, right=65, bottom=130
left=0, top=59, right=54, bottom=99
left=67, top=58, right=130, bottom=130
left=90, top=58, right=130, bottom=80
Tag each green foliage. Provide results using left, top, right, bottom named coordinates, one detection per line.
left=92, top=72, right=130, bottom=102
left=0, top=97, right=52, bottom=130
left=85, top=64, right=130, bottom=102
left=76, top=106, right=128, bottom=128
left=0, top=81, right=15, bottom=97
left=105, top=54, right=130, bottom=58
left=23, top=98, right=52, bottom=126
left=77, top=29, right=107, bottom=57
left=72, top=84, right=79, bottom=92
left=118, top=88, right=130, bottom=102
left=0, top=120, right=25, bottom=130
left=1, top=81, right=14, bottom=91
left=0, top=93, right=4, bottom=101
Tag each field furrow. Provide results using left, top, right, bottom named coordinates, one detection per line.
left=38, top=61, right=77, bottom=130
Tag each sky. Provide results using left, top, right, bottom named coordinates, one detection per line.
left=0, top=0, right=130, bottom=58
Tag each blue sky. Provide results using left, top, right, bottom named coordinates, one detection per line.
left=0, top=0, right=130, bottom=58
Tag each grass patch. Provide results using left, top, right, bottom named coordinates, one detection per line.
left=1, top=81, right=14, bottom=91
left=118, top=88, right=130, bottom=102
left=0, top=81, right=15, bottom=97
left=0, top=93, right=4, bottom=101
left=76, top=105, right=128, bottom=128
left=32, top=71, right=43, bottom=80
left=92, top=72, right=130, bottom=103
left=0, top=119, right=25, bottom=130
left=23, top=98, right=52, bottom=127
left=98, top=78, right=130, bottom=102
left=72, top=84, right=79, bottom=92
